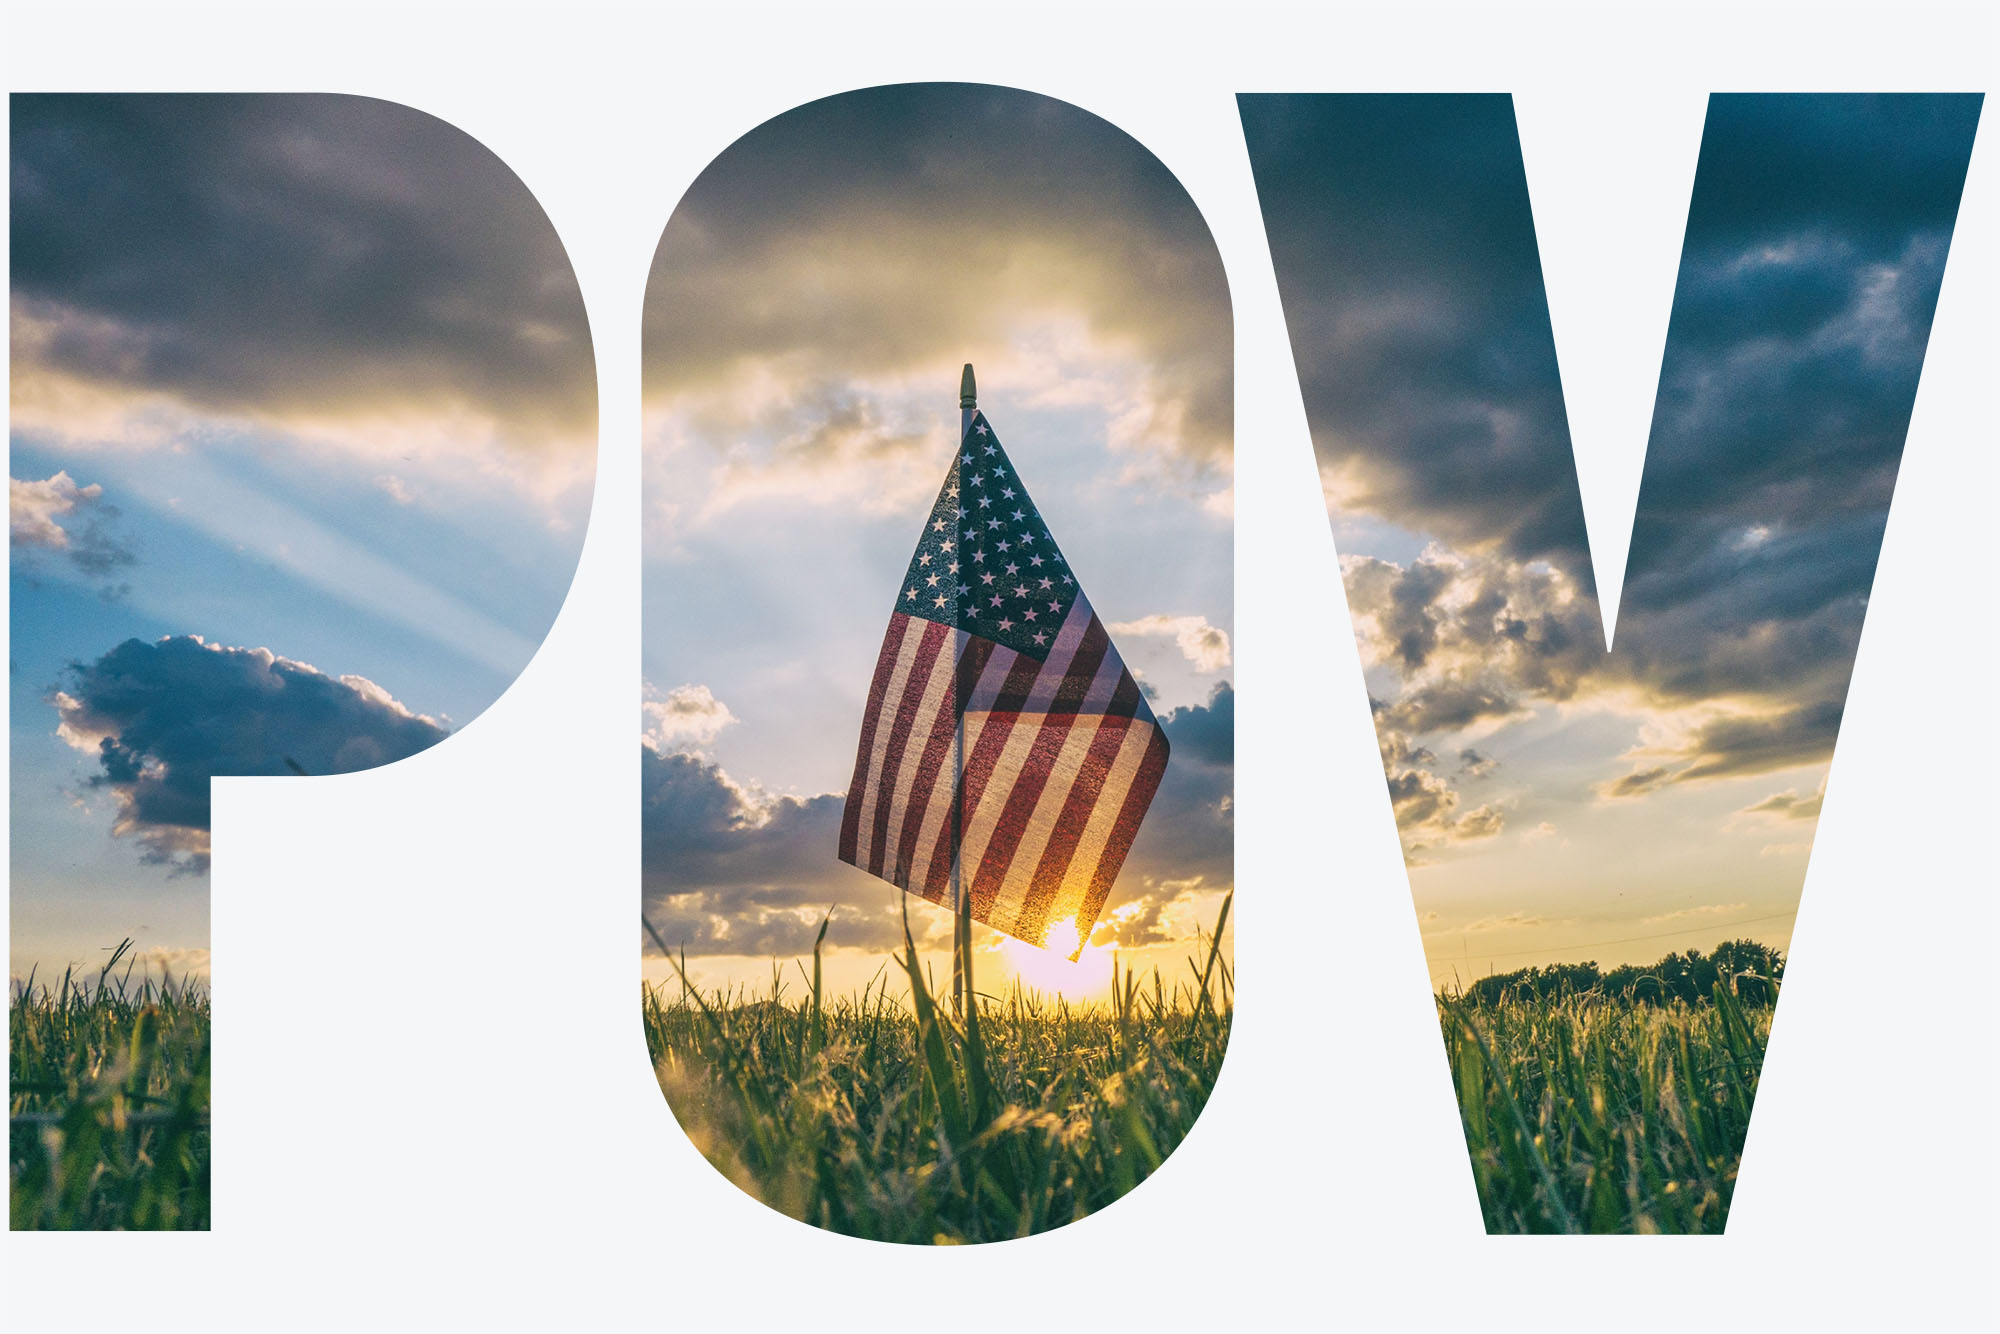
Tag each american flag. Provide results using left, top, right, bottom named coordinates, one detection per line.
left=837, top=406, right=1169, bottom=956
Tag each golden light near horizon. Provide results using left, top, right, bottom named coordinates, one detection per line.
left=996, top=915, right=1115, bottom=998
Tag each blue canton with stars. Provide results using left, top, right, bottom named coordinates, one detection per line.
left=896, top=411, right=1078, bottom=662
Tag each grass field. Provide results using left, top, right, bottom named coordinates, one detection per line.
left=9, top=939, right=211, bottom=1231
left=1440, top=968, right=1775, bottom=1234
left=643, top=894, right=1232, bottom=1244
left=9, top=908, right=1759, bottom=1237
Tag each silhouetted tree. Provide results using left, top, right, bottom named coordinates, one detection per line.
left=1456, top=939, right=1786, bottom=1009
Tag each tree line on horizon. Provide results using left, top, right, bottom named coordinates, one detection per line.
left=1451, top=939, right=1785, bottom=1008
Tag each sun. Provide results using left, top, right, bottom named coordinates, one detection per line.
left=995, top=915, right=1114, bottom=999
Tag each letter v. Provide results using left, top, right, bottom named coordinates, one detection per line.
left=1240, top=92, right=1981, bottom=1233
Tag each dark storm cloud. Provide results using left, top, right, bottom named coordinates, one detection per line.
left=1619, top=95, right=1982, bottom=688
left=640, top=747, right=844, bottom=904
left=1120, top=683, right=1234, bottom=889
left=1674, top=95, right=1986, bottom=261
left=641, top=683, right=1234, bottom=958
left=645, top=82, right=1232, bottom=471
left=1249, top=94, right=1978, bottom=793
left=640, top=746, right=912, bottom=957
left=1604, top=95, right=1982, bottom=770
left=54, top=636, right=447, bottom=874
left=1240, top=93, right=1595, bottom=576
left=11, top=94, right=592, bottom=445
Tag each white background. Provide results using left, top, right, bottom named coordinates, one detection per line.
left=4, top=2, right=1994, bottom=1329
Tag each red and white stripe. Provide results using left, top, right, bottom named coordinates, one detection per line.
left=838, top=596, right=1169, bottom=952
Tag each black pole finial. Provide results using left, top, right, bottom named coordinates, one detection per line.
left=960, top=363, right=977, bottom=410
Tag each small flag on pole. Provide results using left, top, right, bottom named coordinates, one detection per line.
left=838, top=368, right=1169, bottom=957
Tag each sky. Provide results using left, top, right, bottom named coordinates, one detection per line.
left=9, top=94, right=595, bottom=987
left=641, top=83, right=1233, bottom=1003
left=1241, top=93, right=1982, bottom=987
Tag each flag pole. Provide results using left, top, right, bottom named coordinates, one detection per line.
left=953, top=363, right=976, bottom=1022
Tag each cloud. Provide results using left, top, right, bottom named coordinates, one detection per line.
left=134, top=946, right=212, bottom=980
left=1378, top=682, right=1524, bottom=737
left=1666, top=701, right=1844, bottom=783
left=1341, top=546, right=1601, bottom=753
left=641, top=682, right=1234, bottom=958
left=1350, top=536, right=1860, bottom=803
left=1088, top=878, right=1223, bottom=950
left=1518, top=821, right=1557, bottom=844
left=680, top=387, right=945, bottom=520
left=1245, top=93, right=1977, bottom=602
left=641, top=682, right=739, bottom=755
left=1376, top=725, right=1434, bottom=771
left=1614, top=204, right=1965, bottom=697
left=1374, top=717, right=1489, bottom=863
left=640, top=746, right=909, bottom=957
left=373, top=475, right=419, bottom=506
left=1241, top=94, right=1595, bottom=574
left=1119, top=683, right=1234, bottom=889
left=644, top=83, right=1231, bottom=507
left=1108, top=614, right=1232, bottom=673
left=52, top=636, right=447, bottom=874
left=1380, top=736, right=1506, bottom=863
left=1458, top=748, right=1499, bottom=779
left=1602, top=766, right=1672, bottom=800
left=10, top=471, right=134, bottom=579
left=1343, top=548, right=1599, bottom=697
left=1452, top=804, right=1505, bottom=840
left=11, top=472, right=96, bottom=550
left=11, top=94, right=594, bottom=486
left=1602, top=700, right=1843, bottom=799
left=1246, top=93, right=1978, bottom=834
left=1739, top=781, right=1825, bottom=823
left=1462, top=912, right=1572, bottom=935
left=1640, top=903, right=1749, bottom=927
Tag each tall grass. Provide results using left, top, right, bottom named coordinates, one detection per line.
left=9, top=939, right=211, bottom=1230
left=642, top=893, right=1232, bottom=1243
left=1440, top=972, right=1773, bottom=1234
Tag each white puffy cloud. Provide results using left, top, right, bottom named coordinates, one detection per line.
left=11, top=471, right=98, bottom=549
left=641, top=682, right=740, bottom=755
left=10, top=471, right=132, bottom=581
left=1108, top=614, right=1232, bottom=673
